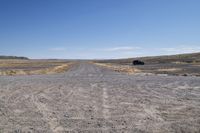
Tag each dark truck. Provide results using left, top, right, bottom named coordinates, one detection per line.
left=132, top=60, right=145, bottom=65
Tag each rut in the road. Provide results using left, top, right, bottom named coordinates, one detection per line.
left=102, top=87, right=110, bottom=119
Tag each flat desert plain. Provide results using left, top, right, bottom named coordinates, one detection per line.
left=0, top=62, right=200, bottom=133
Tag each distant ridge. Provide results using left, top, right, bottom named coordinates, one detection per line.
left=0, top=56, right=29, bottom=60
left=96, top=52, right=200, bottom=64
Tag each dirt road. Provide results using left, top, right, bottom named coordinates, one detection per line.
left=0, top=62, right=200, bottom=132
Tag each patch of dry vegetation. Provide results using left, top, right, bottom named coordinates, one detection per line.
left=93, top=63, right=140, bottom=74
left=27, top=63, right=73, bottom=75
left=157, top=68, right=182, bottom=72
left=0, top=59, right=74, bottom=76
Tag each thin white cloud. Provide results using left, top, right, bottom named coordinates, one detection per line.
left=158, top=45, right=200, bottom=54
left=49, top=47, right=66, bottom=51
left=102, top=46, right=141, bottom=52
left=41, top=45, right=200, bottom=59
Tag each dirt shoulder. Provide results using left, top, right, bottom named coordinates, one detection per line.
left=0, top=59, right=75, bottom=75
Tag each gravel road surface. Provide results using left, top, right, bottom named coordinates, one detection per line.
left=0, top=62, right=200, bottom=133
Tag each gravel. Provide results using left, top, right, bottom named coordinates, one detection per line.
left=0, top=62, right=200, bottom=133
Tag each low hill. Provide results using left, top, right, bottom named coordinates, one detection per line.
left=96, top=52, right=200, bottom=65
left=0, top=56, right=29, bottom=60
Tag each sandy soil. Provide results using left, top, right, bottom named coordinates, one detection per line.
left=0, top=62, right=200, bottom=133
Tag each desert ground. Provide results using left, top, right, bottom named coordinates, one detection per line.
left=0, top=61, right=200, bottom=133
left=0, top=59, right=73, bottom=75
left=94, top=52, right=200, bottom=76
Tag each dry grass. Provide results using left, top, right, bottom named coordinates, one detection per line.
left=27, top=63, right=74, bottom=75
left=0, top=59, right=68, bottom=67
left=93, top=63, right=140, bottom=74
left=157, top=68, right=182, bottom=72
left=0, top=59, right=74, bottom=76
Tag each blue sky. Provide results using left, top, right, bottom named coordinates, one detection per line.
left=0, top=0, right=200, bottom=59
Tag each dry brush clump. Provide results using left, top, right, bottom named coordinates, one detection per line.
left=157, top=68, right=182, bottom=72
left=93, top=63, right=140, bottom=74
left=29, top=63, right=73, bottom=75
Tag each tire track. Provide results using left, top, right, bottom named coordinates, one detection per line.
left=31, top=94, right=64, bottom=132
left=102, top=87, right=110, bottom=119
